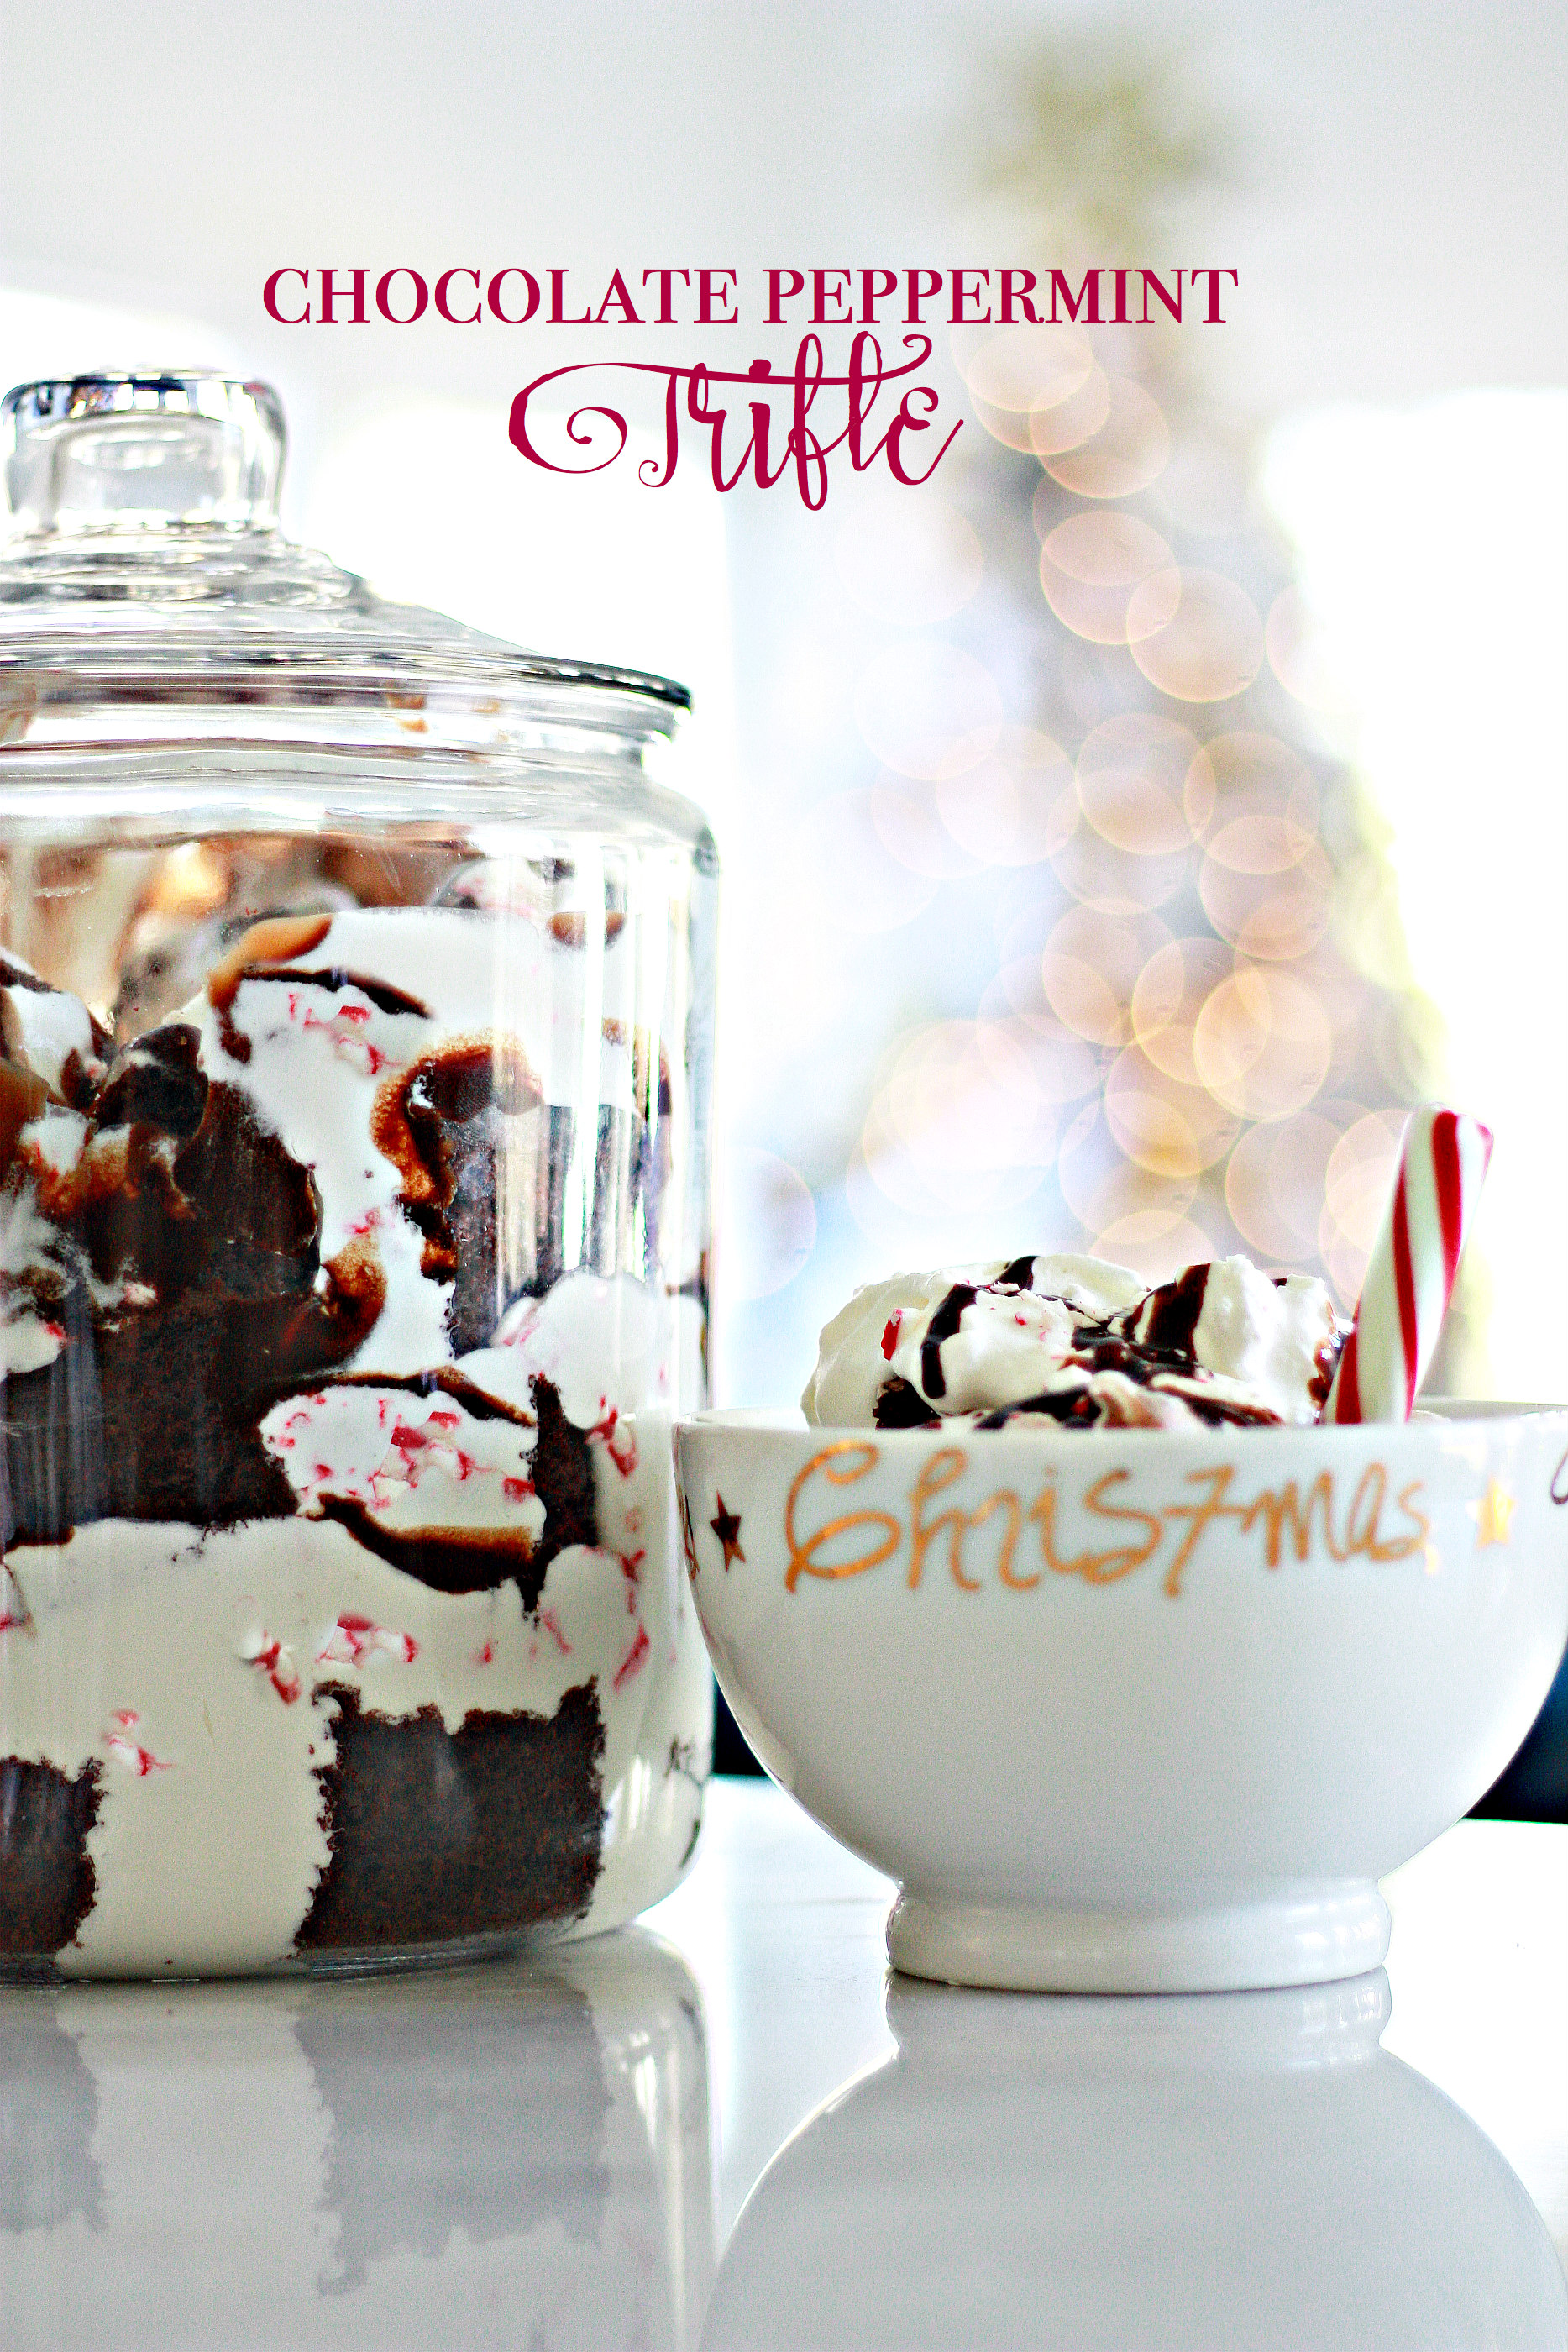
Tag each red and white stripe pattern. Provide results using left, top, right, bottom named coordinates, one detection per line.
left=1325, top=1106, right=1493, bottom=1425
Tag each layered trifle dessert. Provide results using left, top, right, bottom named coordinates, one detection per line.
left=0, top=906, right=709, bottom=1974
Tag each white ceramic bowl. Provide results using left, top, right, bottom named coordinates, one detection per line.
left=675, top=1404, right=1568, bottom=1992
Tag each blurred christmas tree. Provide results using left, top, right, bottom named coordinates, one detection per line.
left=847, top=28, right=1487, bottom=1388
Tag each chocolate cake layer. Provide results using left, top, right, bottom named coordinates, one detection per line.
left=296, top=1680, right=606, bottom=1950
left=0, top=1756, right=102, bottom=1956
left=2, top=1032, right=377, bottom=1541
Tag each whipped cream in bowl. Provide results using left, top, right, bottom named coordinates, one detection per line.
left=803, top=1252, right=1341, bottom=1431
left=679, top=1250, right=1568, bottom=1993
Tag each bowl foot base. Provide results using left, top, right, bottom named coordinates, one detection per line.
left=887, top=1882, right=1392, bottom=1993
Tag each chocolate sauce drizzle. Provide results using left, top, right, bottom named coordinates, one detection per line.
left=0, top=958, right=58, bottom=996
left=1133, top=1263, right=1211, bottom=1357
left=920, top=1283, right=976, bottom=1401
left=314, top=1499, right=538, bottom=1604
left=370, top=1037, right=545, bottom=1351
left=977, top=1383, right=1277, bottom=1432
left=244, top=966, right=432, bottom=1021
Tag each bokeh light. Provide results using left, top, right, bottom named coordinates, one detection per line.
left=851, top=1018, right=1060, bottom=1236
left=1041, top=904, right=1173, bottom=1047
left=1105, top=1041, right=1241, bottom=1176
left=974, top=1009, right=1100, bottom=1106
left=1042, top=375, right=1172, bottom=499
left=1185, top=732, right=1320, bottom=856
left=1264, top=585, right=1358, bottom=716
left=1193, top=963, right=1334, bottom=1123
left=1040, top=512, right=1177, bottom=645
left=1199, top=837, right=1333, bottom=960
left=1057, top=1100, right=1199, bottom=1237
left=1128, top=569, right=1265, bottom=700
left=1193, top=730, right=1335, bottom=966
left=1092, top=1211, right=1217, bottom=1279
left=1028, top=368, right=1114, bottom=458
left=1077, top=715, right=1204, bottom=854
left=1131, top=935, right=1236, bottom=1085
left=1225, top=1107, right=1345, bottom=1264
left=1052, top=785, right=1191, bottom=912
left=720, top=1147, right=818, bottom=1303
left=981, top=959, right=1104, bottom=1090
left=957, top=320, right=1093, bottom=407
left=956, top=322, right=1096, bottom=453
left=726, top=314, right=1520, bottom=1411
left=937, top=726, right=1076, bottom=866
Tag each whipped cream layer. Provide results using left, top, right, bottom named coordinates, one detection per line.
left=804, top=1253, right=1342, bottom=1432
left=0, top=950, right=107, bottom=1105
left=0, top=907, right=709, bottom=1971
left=1, top=1406, right=704, bottom=1975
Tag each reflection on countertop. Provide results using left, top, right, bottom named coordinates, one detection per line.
left=3, top=1788, right=1565, bottom=2350
left=704, top=1971, right=1568, bottom=2352
left=0, top=1929, right=711, bottom=2352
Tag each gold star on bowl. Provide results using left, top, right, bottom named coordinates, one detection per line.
left=711, top=1496, right=746, bottom=1572
left=1470, top=1479, right=1517, bottom=1549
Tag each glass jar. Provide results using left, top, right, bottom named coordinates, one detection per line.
left=0, top=371, right=716, bottom=1977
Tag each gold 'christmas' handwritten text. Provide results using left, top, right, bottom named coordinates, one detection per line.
left=783, top=1444, right=1433, bottom=1598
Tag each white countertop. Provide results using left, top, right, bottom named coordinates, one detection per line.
left=3, top=1780, right=1565, bottom=2349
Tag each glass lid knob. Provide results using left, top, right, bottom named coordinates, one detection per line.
left=1, top=371, right=286, bottom=536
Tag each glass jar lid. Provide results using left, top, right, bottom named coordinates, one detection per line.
left=0, top=370, right=688, bottom=757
